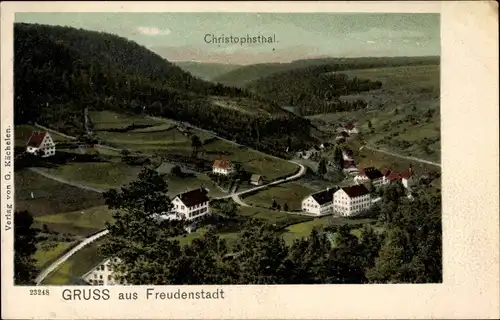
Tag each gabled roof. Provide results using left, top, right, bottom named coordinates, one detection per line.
left=359, top=167, right=383, bottom=180
left=341, top=184, right=370, bottom=198
left=174, top=188, right=209, bottom=207
left=400, top=169, right=413, bottom=179
left=213, top=159, right=233, bottom=170
left=387, top=172, right=402, bottom=181
left=250, top=174, right=263, bottom=182
left=310, top=187, right=338, bottom=205
left=27, top=131, right=49, bottom=148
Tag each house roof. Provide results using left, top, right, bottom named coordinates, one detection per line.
left=344, top=123, right=355, bottom=130
left=250, top=174, right=263, bottom=182
left=359, top=167, right=383, bottom=180
left=213, top=159, right=233, bottom=170
left=341, top=184, right=370, bottom=198
left=381, top=168, right=391, bottom=176
left=27, top=131, right=49, bottom=148
left=175, top=188, right=209, bottom=207
left=340, top=131, right=349, bottom=137
left=400, top=169, right=413, bottom=179
left=387, top=172, right=402, bottom=181
left=342, top=160, right=356, bottom=168
left=311, top=188, right=338, bottom=205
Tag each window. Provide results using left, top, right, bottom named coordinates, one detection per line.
left=100, top=275, right=103, bottom=279
left=108, top=275, right=112, bottom=281
left=98, top=280, right=104, bottom=285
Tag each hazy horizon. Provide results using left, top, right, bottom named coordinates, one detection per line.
left=15, top=13, right=440, bottom=65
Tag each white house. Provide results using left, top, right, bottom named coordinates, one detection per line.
left=81, top=258, right=124, bottom=286
left=212, top=159, right=235, bottom=175
left=344, top=123, right=359, bottom=135
left=380, top=166, right=414, bottom=190
left=341, top=149, right=354, bottom=161
left=333, top=184, right=371, bottom=217
left=171, top=188, right=211, bottom=221
left=302, top=187, right=338, bottom=216
left=26, top=131, right=56, bottom=157
left=250, top=174, right=264, bottom=186
left=354, top=167, right=384, bottom=188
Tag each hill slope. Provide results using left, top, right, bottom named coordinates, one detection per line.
left=213, top=56, right=440, bottom=89
left=14, top=23, right=317, bottom=157
left=173, top=61, right=242, bottom=81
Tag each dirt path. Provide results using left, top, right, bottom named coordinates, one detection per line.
left=364, top=145, right=441, bottom=167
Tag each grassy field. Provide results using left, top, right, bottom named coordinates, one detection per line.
left=237, top=206, right=312, bottom=226
left=42, top=238, right=107, bottom=285
left=15, top=124, right=73, bottom=147
left=36, top=205, right=113, bottom=232
left=15, top=169, right=105, bottom=217
left=310, top=64, right=441, bottom=162
left=34, top=241, right=76, bottom=270
left=165, top=173, right=227, bottom=198
left=36, top=162, right=142, bottom=190
left=242, top=181, right=316, bottom=211
left=89, top=111, right=164, bottom=131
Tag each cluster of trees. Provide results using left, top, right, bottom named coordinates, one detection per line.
left=245, top=64, right=382, bottom=115
left=14, top=211, right=40, bottom=285
left=14, top=23, right=316, bottom=158
left=271, top=200, right=289, bottom=212
left=98, top=167, right=442, bottom=285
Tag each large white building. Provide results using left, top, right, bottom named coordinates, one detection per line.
left=212, top=159, right=236, bottom=175
left=26, top=131, right=56, bottom=157
left=333, top=184, right=371, bottom=217
left=81, top=258, right=124, bottom=286
left=302, top=187, right=338, bottom=216
left=171, top=188, right=211, bottom=221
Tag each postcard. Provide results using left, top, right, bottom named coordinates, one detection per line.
left=1, top=1, right=498, bottom=319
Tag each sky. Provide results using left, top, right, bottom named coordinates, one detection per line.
left=15, top=13, right=440, bottom=65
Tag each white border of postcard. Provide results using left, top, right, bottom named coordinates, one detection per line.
left=1, top=1, right=499, bottom=319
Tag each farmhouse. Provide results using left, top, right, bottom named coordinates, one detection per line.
left=302, top=187, right=338, bottom=216
left=341, top=149, right=354, bottom=161
left=333, top=184, right=371, bottom=217
left=381, top=165, right=414, bottom=190
left=172, top=188, right=211, bottom=221
left=354, top=167, right=384, bottom=188
left=250, top=174, right=264, bottom=186
left=81, top=258, right=124, bottom=286
left=212, top=159, right=235, bottom=175
left=26, top=131, right=56, bottom=157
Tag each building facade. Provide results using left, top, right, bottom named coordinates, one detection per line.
left=26, top=131, right=56, bottom=157
left=354, top=167, right=384, bottom=188
left=212, top=159, right=235, bottom=175
left=81, top=258, right=124, bottom=286
left=333, top=184, right=371, bottom=217
left=172, top=188, right=211, bottom=221
left=302, top=187, right=338, bottom=215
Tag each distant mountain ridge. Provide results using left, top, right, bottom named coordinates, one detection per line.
left=173, top=61, right=242, bottom=81
left=213, top=56, right=440, bottom=88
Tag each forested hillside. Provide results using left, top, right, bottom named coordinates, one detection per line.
left=14, top=23, right=316, bottom=157
left=173, top=61, right=242, bottom=81
left=246, top=64, right=383, bottom=116
left=213, top=56, right=440, bottom=88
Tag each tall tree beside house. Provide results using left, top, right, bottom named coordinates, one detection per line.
left=14, top=211, right=39, bottom=285
left=333, top=146, right=343, bottom=169
left=283, top=203, right=289, bottom=212
left=317, top=159, right=327, bottom=176
left=191, top=135, right=202, bottom=158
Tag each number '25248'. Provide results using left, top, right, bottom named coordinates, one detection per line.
left=30, top=289, right=50, bottom=296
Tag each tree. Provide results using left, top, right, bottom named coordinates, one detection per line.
left=271, top=199, right=278, bottom=209
left=14, top=211, right=39, bottom=285
left=317, top=159, right=327, bottom=176
left=333, top=146, right=343, bottom=169
left=191, top=135, right=202, bottom=158
left=276, top=204, right=282, bottom=211
left=368, top=120, right=374, bottom=133
left=283, top=203, right=289, bottom=212
left=219, top=201, right=237, bottom=218
left=170, top=165, right=184, bottom=178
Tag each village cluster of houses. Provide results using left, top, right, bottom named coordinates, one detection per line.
left=295, top=123, right=358, bottom=160
left=302, top=163, right=414, bottom=217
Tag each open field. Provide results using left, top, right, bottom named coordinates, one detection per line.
left=89, top=111, right=164, bottom=131
left=36, top=205, right=113, bottom=233
left=36, top=162, right=142, bottom=190
left=34, top=241, right=76, bottom=270
left=237, top=206, right=312, bottom=226
left=42, top=238, right=107, bottom=285
left=241, top=181, right=316, bottom=211
left=310, top=65, right=441, bottom=162
left=165, top=173, right=227, bottom=198
left=15, top=169, right=105, bottom=217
